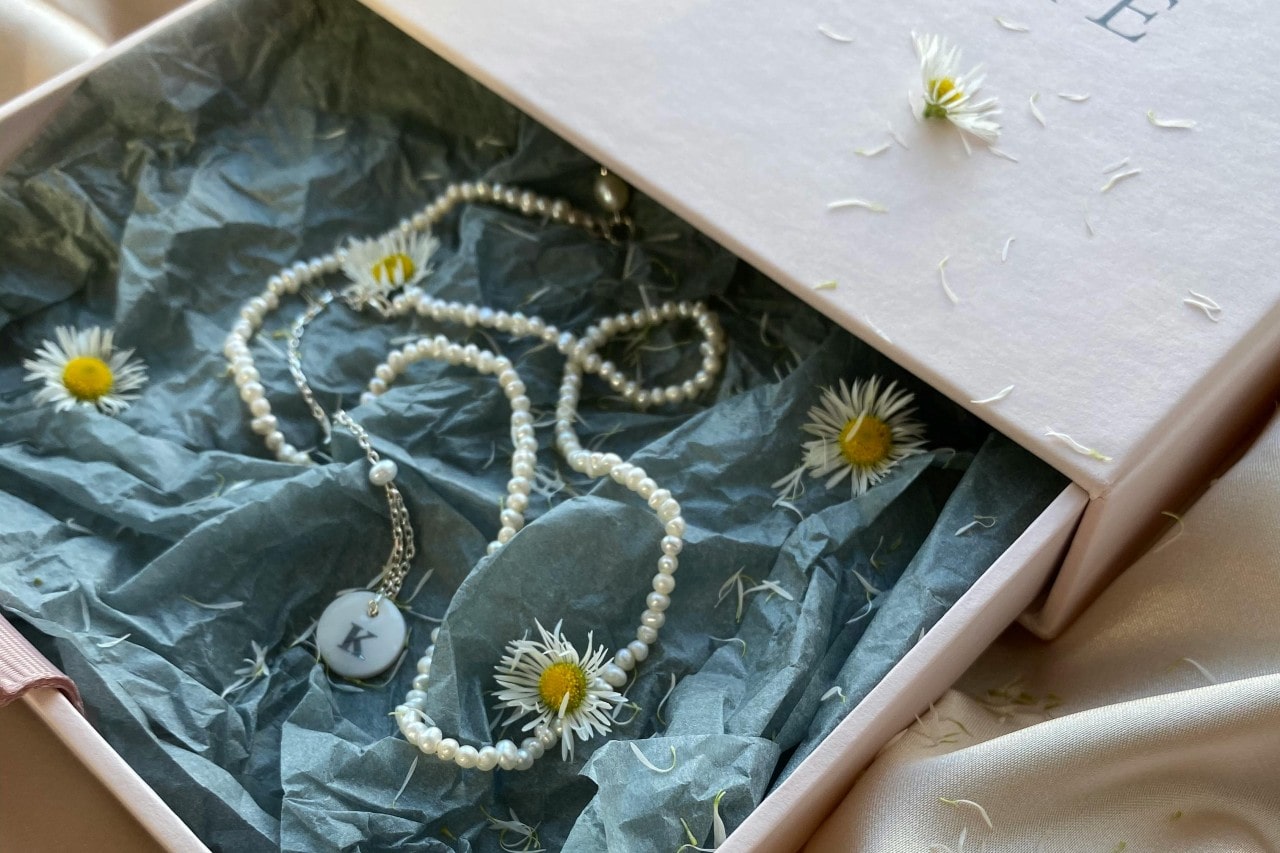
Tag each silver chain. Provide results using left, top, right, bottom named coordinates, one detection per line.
left=288, top=292, right=415, bottom=611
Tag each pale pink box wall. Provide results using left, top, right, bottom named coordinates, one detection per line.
left=3, top=0, right=1280, bottom=851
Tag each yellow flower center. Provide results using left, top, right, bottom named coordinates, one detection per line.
left=838, top=415, right=893, bottom=467
left=61, top=356, right=114, bottom=401
left=924, top=77, right=960, bottom=119
left=538, top=660, right=588, bottom=715
left=371, top=253, right=415, bottom=285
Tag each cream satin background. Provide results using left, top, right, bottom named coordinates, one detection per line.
left=810, top=413, right=1280, bottom=852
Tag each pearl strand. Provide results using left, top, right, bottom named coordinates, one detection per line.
left=224, top=180, right=611, bottom=465
left=361, top=332, right=536, bottom=554
left=391, top=298, right=724, bottom=770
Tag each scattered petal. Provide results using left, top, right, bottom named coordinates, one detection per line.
left=970, top=385, right=1014, bottom=405
left=855, top=142, right=892, bottom=157
left=1147, top=109, right=1196, bottom=129
left=1100, top=168, right=1142, bottom=193
left=817, top=24, right=854, bottom=43
left=1057, top=92, right=1091, bottom=102
left=939, top=797, right=995, bottom=830
left=813, top=280, right=839, bottom=291
left=1045, top=428, right=1111, bottom=462
left=181, top=596, right=245, bottom=611
left=828, top=198, right=888, bottom=213
left=994, top=16, right=1030, bottom=32
left=938, top=256, right=959, bottom=304
left=1000, top=236, right=1015, bottom=262
left=629, top=741, right=677, bottom=773
left=1102, top=156, right=1131, bottom=174
left=1029, top=92, right=1046, bottom=127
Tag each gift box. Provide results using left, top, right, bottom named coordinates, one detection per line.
left=1, top=0, right=1276, bottom=851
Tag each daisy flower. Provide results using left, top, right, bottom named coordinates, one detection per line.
left=23, top=326, right=148, bottom=415
left=773, top=376, right=927, bottom=501
left=913, top=33, right=1001, bottom=144
left=339, top=229, right=439, bottom=312
left=493, top=620, right=624, bottom=761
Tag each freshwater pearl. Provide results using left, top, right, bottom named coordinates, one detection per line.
left=476, top=746, right=499, bottom=771
left=454, top=745, right=478, bottom=768
left=627, top=640, right=650, bottom=662
left=602, top=664, right=628, bottom=688
left=436, top=738, right=458, bottom=761
left=368, top=459, right=398, bottom=486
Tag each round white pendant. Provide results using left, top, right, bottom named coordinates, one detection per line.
left=316, top=591, right=407, bottom=679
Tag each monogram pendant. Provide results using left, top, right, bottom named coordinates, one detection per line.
left=316, top=590, right=407, bottom=679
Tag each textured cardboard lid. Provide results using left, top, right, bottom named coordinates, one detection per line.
left=365, top=0, right=1280, bottom=498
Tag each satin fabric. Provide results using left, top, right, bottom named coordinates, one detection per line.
left=811, top=412, right=1280, bottom=852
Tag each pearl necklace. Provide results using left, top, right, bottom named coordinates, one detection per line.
left=223, top=174, right=727, bottom=771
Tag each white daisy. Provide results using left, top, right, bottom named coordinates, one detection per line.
left=493, top=620, right=624, bottom=761
left=339, top=229, right=440, bottom=312
left=23, top=325, right=148, bottom=415
left=773, top=376, right=927, bottom=501
left=913, top=33, right=1001, bottom=144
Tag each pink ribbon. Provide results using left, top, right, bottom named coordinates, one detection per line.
left=0, top=613, right=82, bottom=712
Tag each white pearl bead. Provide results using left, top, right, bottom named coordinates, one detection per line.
left=368, top=459, right=398, bottom=486
left=238, top=381, right=265, bottom=403
left=515, top=749, right=534, bottom=771
left=506, top=493, right=528, bottom=513
left=658, top=555, right=678, bottom=574
left=264, top=431, right=285, bottom=452
left=625, top=468, right=647, bottom=490
left=665, top=517, right=686, bottom=537
left=657, top=498, right=681, bottom=521
left=405, top=722, right=428, bottom=746
left=251, top=415, right=278, bottom=435
left=249, top=397, right=272, bottom=417
left=496, top=739, right=518, bottom=770
left=615, top=647, right=635, bottom=671
left=647, top=592, right=671, bottom=612
left=508, top=476, right=532, bottom=496
left=375, top=364, right=395, bottom=383
left=610, top=464, right=632, bottom=484
left=497, top=527, right=516, bottom=544
left=661, top=536, right=683, bottom=556
left=476, top=746, right=499, bottom=771
left=420, top=727, right=442, bottom=754
left=637, top=626, right=658, bottom=644
left=454, top=745, right=478, bottom=768
left=500, top=509, right=524, bottom=530
left=627, top=640, right=650, bottom=662
left=523, top=738, right=544, bottom=760
left=647, top=489, right=671, bottom=509
left=436, top=738, right=458, bottom=761
left=641, top=609, right=666, bottom=629
left=653, top=573, right=675, bottom=594
left=405, top=689, right=429, bottom=706
left=417, top=657, right=432, bottom=674
left=602, top=664, right=628, bottom=687
left=412, top=673, right=430, bottom=691
left=536, top=725, right=556, bottom=748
